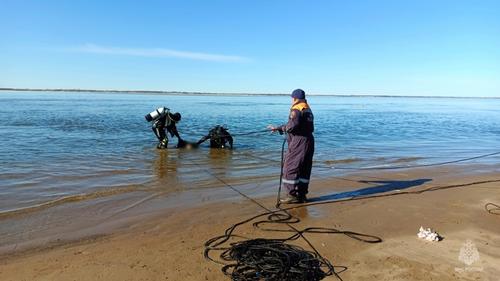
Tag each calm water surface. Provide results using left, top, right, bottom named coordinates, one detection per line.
left=0, top=91, right=499, bottom=214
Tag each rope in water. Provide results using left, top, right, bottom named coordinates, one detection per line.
left=230, top=129, right=270, bottom=136
left=331, top=151, right=500, bottom=170
left=178, top=127, right=500, bottom=172
left=178, top=127, right=268, bottom=138
left=238, top=149, right=500, bottom=171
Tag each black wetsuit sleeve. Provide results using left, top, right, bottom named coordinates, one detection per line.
left=166, top=123, right=180, bottom=139
left=197, top=135, right=210, bottom=145
left=172, top=124, right=181, bottom=139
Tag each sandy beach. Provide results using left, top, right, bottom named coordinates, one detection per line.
left=3, top=0, right=500, bottom=279
left=1, top=164, right=499, bottom=281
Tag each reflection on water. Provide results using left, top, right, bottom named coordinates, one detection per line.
left=151, top=149, right=178, bottom=189
left=153, top=150, right=177, bottom=186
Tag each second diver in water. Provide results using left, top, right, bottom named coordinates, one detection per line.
left=196, top=125, right=233, bottom=149
left=176, top=125, right=234, bottom=149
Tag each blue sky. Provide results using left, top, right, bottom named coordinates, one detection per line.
left=1, top=0, right=499, bottom=96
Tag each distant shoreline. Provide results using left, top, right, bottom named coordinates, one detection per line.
left=1, top=87, right=499, bottom=99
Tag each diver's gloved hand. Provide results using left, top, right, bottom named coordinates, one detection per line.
left=196, top=135, right=209, bottom=145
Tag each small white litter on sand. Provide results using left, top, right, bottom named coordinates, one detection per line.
left=417, top=226, right=442, bottom=242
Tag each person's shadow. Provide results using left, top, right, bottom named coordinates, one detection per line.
left=308, top=178, right=432, bottom=202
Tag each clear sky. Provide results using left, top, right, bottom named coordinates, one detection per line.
left=1, top=0, right=499, bottom=96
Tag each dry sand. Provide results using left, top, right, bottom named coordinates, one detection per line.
left=1, top=165, right=499, bottom=281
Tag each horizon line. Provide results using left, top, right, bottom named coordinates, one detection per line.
left=1, top=87, right=499, bottom=99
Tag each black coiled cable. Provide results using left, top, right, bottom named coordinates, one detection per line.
left=220, top=239, right=328, bottom=281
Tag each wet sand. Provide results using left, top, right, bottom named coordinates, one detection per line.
left=1, top=165, right=499, bottom=281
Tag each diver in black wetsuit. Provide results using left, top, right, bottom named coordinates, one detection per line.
left=145, top=107, right=182, bottom=149
left=196, top=125, right=233, bottom=149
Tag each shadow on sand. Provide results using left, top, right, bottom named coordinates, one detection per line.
left=308, top=178, right=432, bottom=202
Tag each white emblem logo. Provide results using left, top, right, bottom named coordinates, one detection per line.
left=458, top=239, right=480, bottom=266
left=455, top=239, right=483, bottom=272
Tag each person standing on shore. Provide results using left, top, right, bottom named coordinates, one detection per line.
left=268, top=89, right=315, bottom=203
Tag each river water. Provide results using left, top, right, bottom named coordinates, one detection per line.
left=0, top=91, right=499, bottom=253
